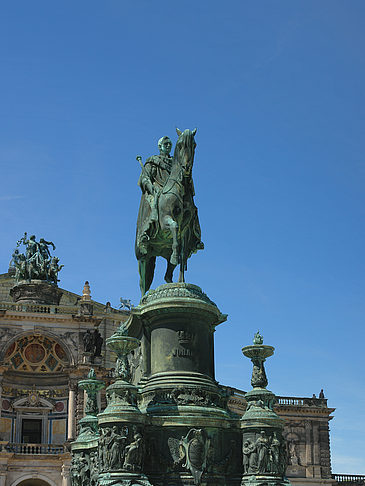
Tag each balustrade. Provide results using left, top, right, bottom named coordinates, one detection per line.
left=6, top=442, right=65, bottom=455
left=333, top=474, right=365, bottom=483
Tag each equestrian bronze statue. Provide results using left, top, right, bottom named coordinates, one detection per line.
left=135, top=128, right=204, bottom=295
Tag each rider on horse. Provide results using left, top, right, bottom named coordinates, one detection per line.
left=135, top=130, right=204, bottom=295
left=136, top=136, right=173, bottom=258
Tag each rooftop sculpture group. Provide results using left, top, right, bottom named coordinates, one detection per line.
left=135, top=128, right=204, bottom=295
left=10, top=233, right=63, bottom=284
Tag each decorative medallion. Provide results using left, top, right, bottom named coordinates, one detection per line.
left=24, top=343, right=46, bottom=363
left=2, top=399, right=10, bottom=411
left=27, top=386, right=40, bottom=406
left=55, top=401, right=65, bottom=412
left=4, top=335, right=69, bottom=373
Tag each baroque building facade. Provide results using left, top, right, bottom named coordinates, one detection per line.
left=0, top=267, right=128, bottom=486
left=0, top=264, right=355, bottom=486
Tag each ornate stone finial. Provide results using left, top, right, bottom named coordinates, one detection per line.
left=82, top=281, right=91, bottom=301
left=253, top=330, right=263, bottom=345
left=78, top=368, right=105, bottom=417
left=241, top=338, right=289, bottom=484
left=242, top=337, right=274, bottom=389
left=106, top=321, right=139, bottom=383
left=87, top=368, right=96, bottom=379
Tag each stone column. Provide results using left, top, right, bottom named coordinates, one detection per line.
left=305, top=420, right=313, bottom=477
left=0, top=367, right=6, bottom=405
left=62, top=463, right=70, bottom=486
left=67, top=380, right=76, bottom=440
left=313, top=422, right=321, bottom=477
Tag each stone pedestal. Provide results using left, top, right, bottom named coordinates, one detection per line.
left=10, top=280, right=63, bottom=305
left=127, top=283, right=240, bottom=486
left=133, top=283, right=228, bottom=416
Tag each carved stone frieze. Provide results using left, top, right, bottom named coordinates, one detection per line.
left=242, top=430, right=287, bottom=476
left=98, top=425, right=144, bottom=473
left=142, top=386, right=228, bottom=410
left=70, top=451, right=91, bottom=486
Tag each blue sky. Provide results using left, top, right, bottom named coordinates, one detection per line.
left=0, top=1, right=364, bottom=474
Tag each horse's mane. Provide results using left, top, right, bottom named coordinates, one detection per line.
left=173, top=129, right=193, bottom=159
left=162, top=130, right=194, bottom=195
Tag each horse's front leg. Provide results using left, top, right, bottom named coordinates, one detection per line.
left=163, top=215, right=179, bottom=265
left=138, top=257, right=156, bottom=296
left=164, top=261, right=176, bottom=283
left=178, top=266, right=185, bottom=283
left=178, top=234, right=185, bottom=283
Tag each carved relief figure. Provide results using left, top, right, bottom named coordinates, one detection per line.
left=256, top=430, right=269, bottom=473
left=289, top=441, right=299, bottom=466
left=123, top=432, right=144, bottom=471
left=70, top=453, right=82, bottom=486
left=269, top=432, right=281, bottom=473
left=99, top=427, right=112, bottom=471
left=89, top=451, right=99, bottom=486
left=242, top=439, right=256, bottom=473
left=109, top=425, right=128, bottom=470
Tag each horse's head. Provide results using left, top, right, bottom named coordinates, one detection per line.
left=174, top=128, right=197, bottom=177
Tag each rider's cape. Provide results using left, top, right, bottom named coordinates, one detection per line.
left=135, top=155, right=170, bottom=260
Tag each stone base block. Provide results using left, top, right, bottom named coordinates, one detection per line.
left=10, top=280, right=63, bottom=305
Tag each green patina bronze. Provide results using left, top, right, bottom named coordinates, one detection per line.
left=135, top=129, right=204, bottom=295
left=241, top=333, right=290, bottom=486
left=73, top=369, right=105, bottom=447
left=97, top=323, right=150, bottom=486
left=10, top=233, right=63, bottom=284
left=71, top=369, right=105, bottom=486
left=69, top=128, right=292, bottom=486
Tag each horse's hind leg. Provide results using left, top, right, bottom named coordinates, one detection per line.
left=178, top=266, right=185, bottom=283
left=164, top=261, right=176, bottom=283
left=145, top=257, right=156, bottom=292
left=138, top=260, right=147, bottom=296
left=178, top=236, right=186, bottom=283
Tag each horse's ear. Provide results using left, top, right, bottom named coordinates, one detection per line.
left=192, top=128, right=197, bottom=136
left=176, top=128, right=182, bottom=136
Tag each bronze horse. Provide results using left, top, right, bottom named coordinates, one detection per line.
left=136, top=128, right=203, bottom=295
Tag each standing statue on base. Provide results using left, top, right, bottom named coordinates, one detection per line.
left=135, top=129, right=204, bottom=295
